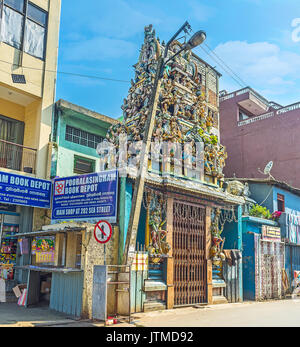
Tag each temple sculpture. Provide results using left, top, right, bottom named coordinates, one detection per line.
left=104, top=24, right=228, bottom=186
left=102, top=24, right=234, bottom=266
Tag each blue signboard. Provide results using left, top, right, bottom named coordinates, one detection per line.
left=0, top=171, right=52, bottom=209
left=52, top=170, right=118, bottom=223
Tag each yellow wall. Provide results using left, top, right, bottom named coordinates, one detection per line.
left=0, top=0, right=62, bottom=231
left=0, top=97, right=25, bottom=122
left=0, top=0, right=61, bottom=179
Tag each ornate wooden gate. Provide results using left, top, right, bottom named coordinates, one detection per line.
left=173, top=201, right=207, bottom=306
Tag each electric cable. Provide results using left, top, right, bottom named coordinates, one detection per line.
left=199, top=45, right=245, bottom=88
left=203, top=42, right=248, bottom=87
left=189, top=28, right=248, bottom=89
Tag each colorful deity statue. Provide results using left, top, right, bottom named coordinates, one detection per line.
left=210, top=208, right=226, bottom=272
left=147, top=196, right=171, bottom=261
left=105, top=23, right=228, bottom=186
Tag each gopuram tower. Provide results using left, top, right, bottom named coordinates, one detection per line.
left=102, top=25, right=244, bottom=310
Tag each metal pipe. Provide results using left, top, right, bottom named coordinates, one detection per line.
left=0, top=214, right=4, bottom=249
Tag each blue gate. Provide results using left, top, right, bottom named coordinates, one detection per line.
left=285, top=244, right=300, bottom=288
left=50, top=271, right=84, bottom=317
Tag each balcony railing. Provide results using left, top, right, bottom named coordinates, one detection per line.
left=0, top=139, right=37, bottom=174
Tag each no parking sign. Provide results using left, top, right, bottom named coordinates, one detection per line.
left=94, top=220, right=112, bottom=244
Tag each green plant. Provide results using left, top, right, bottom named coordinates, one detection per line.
left=210, top=135, right=218, bottom=145
left=249, top=204, right=272, bottom=220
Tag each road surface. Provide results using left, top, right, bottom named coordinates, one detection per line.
left=130, top=299, right=300, bottom=327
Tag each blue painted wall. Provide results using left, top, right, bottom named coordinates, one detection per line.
left=223, top=221, right=238, bottom=250
left=248, top=183, right=274, bottom=212
left=52, top=105, right=113, bottom=178
left=124, top=180, right=133, bottom=251
left=272, top=187, right=300, bottom=214
left=241, top=229, right=256, bottom=300
left=241, top=217, right=277, bottom=300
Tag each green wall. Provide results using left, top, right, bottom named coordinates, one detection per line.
left=52, top=105, right=113, bottom=178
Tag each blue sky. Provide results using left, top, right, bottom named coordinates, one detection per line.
left=56, top=0, right=300, bottom=118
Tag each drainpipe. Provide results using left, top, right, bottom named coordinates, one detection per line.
left=237, top=205, right=243, bottom=301
left=0, top=214, right=4, bottom=248
left=118, top=177, right=126, bottom=264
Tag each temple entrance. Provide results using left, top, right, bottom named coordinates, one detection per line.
left=173, top=201, right=207, bottom=306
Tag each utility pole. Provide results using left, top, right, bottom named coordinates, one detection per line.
left=123, top=23, right=207, bottom=265
left=123, top=56, right=164, bottom=265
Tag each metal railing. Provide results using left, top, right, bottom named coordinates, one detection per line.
left=0, top=139, right=37, bottom=174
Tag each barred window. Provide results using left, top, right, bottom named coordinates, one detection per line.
left=74, top=155, right=95, bottom=175
left=65, top=125, right=103, bottom=149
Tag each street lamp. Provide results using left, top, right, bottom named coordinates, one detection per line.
left=185, top=30, right=207, bottom=50
left=162, top=23, right=206, bottom=72
left=123, top=22, right=207, bottom=265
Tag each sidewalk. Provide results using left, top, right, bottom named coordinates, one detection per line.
left=0, top=302, right=134, bottom=327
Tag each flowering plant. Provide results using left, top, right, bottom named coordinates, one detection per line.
left=272, top=211, right=282, bottom=220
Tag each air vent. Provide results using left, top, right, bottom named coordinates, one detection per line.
left=11, top=74, right=26, bottom=84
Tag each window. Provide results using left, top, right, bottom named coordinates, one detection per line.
left=0, top=114, right=24, bottom=144
left=239, top=110, right=250, bottom=121
left=74, top=155, right=95, bottom=175
left=0, top=0, right=48, bottom=60
left=277, top=194, right=285, bottom=212
left=65, top=125, right=104, bottom=150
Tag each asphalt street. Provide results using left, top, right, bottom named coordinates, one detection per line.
left=1, top=299, right=300, bottom=327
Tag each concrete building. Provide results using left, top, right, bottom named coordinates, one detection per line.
left=0, top=0, right=61, bottom=288
left=223, top=178, right=300, bottom=300
left=219, top=87, right=300, bottom=188
left=8, top=99, right=121, bottom=318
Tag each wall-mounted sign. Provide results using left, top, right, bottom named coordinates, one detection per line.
left=0, top=171, right=52, bottom=209
left=94, top=220, right=112, bottom=244
left=52, top=170, right=118, bottom=223
left=262, top=225, right=281, bottom=242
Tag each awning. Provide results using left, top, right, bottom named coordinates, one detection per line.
left=17, top=226, right=85, bottom=238
left=16, top=265, right=83, bottom=273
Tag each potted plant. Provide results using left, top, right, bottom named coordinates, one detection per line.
left=249, top=204, right=272, bottom=220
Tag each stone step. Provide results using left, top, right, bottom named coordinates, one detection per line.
left=143, top=300, right=166, bottom=312
left=143, top=280, right=167, bottom=292
left=212, top=295, right=228, bottom=305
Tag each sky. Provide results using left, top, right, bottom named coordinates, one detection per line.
left=55, top=0, right=300, bottom=119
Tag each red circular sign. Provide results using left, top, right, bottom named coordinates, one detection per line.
left=94, top=220, right=112, bottom=244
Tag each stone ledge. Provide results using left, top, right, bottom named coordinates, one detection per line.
left=144, top=280, right=167, bottom=292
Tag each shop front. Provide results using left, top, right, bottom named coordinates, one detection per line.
left=0, top=171, right=51, bottom=303
left=12, top=170, right=120, bottom=319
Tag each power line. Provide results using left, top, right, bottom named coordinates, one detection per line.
left=0, top=42, right=249, bottom=89
left=203, top=42, right=248, bottom=87
left=189, top=28, right=247, bottom=88
left=199, top=45, right=246, bottom=88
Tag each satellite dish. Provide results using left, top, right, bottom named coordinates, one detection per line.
left=264, top=161, right=273, bottom=175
